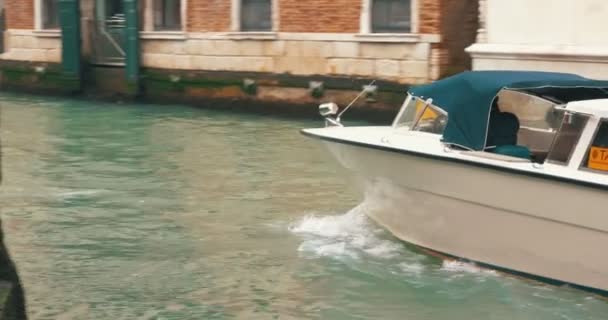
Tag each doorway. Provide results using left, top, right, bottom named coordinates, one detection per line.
left=92, top=0, right=126, bottom=65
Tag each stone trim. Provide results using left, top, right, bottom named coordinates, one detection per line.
left=354, top=33, right=439, bottom=43
left=34, top=0, right=43, bottom=31
left=140, top=31, right=188, bottom=40
left=32, top=30, right=61, bottom=38
left=140, top=38, right=432, bottom=82
left=186, top=32, right=439, bottom=43
left=8, top=28, right=440, bottom=43
left=34, top=0, right=41, bottom=30
left=467, top=43, right=608, bottom=63
left=182, top=0, right=189, bottom=32
left=8, top=29, right=61, bottom=38
left=476, top=0, right=487, bottom=43
left=215, top=32, right=278, bottom=40
left=360, top=0, right=419, bottom=34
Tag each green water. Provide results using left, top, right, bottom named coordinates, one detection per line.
left=0, top=94, right=606, bottom=320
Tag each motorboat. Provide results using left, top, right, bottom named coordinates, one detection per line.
left=301, top=71, right=608, bottom=294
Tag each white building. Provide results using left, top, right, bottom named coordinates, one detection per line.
left=467, top=0, right=608, bottom=79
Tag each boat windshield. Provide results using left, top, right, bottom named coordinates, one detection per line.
left=494, top=90, right=566, bottom=162
left=394, top=96, right=448, bottom=135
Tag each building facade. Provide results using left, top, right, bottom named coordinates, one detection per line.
left=0, top=0, right=478, bottom=111
left=467, top=0, right=608, bottom=79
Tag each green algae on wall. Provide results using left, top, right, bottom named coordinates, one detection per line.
left=0, top=62, right=80, bottom=94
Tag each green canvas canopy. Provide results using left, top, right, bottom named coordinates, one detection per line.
left=409, top=71, right=608, bottom=151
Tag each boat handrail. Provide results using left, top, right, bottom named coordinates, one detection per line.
left=461, top=151, right=532, bottom=163
left=336, top=80, right=377, bottom=123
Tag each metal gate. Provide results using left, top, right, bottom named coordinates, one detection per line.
left=91, top=0, right=126, bottom=65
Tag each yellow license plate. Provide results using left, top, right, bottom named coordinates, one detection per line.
left=588, top=146, right=608, bottom=171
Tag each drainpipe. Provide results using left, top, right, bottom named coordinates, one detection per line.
left=58, top=0, right=82, bottom=92
left=124, top=0, right=141, bottom=96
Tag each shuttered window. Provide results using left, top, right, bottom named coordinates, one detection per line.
left=42, top=0, right=59, bottom=29
left=154, top=0, right=181, bottom=31
left=241, top=0, right=272, bottom=31
left=372, top=0, right=411, bottom=33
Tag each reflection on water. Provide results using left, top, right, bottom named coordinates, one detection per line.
left=0, top=94, right=606, bottom=319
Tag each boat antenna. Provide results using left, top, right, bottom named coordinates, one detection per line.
left=337, top=80, right=377, bottom=123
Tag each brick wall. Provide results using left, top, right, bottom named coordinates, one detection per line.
left=185, top=0, right=449, bottom=35
left=440, top=0, right=478, bottom=74
left=419, top=0, right=441, bottom=34
left=1, top=0, right=471, bottom=40
left=5, top=0, right=34, bottom=29
left=279, top=0, right=361, bottom=33
left=188, top=0, right=231, bottom=32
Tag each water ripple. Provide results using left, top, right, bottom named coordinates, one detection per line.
left=0, top=93, right=606, bottom=319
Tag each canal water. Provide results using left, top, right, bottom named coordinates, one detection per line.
left=0, top=93, right=606, bottom=320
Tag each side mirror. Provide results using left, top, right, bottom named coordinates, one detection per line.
left=319, top=102, right=343, bottom=127
left=319, top=102, right=339, bottom=117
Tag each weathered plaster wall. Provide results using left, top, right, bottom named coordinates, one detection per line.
left=468, top=0, right=608, bottom=79
left=486, top=0, right=608, bottom=46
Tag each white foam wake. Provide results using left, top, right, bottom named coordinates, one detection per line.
left=289, top=202, right=403, bottom=260
left=441, top=260, right=498, bottom=276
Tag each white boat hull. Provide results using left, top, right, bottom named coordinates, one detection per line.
left=318, top=138, right=608, bottom=293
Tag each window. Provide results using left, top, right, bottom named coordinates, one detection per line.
left=546, top=113, right=589, bottom=164
left=495, top=90, right=566, bottom=160
left=42, top=0, right=59, bottom=29
left=394, top=95, right=420, bottom=128
left=154, top=0, right=181, bottom=31
left=583, top=121, right=608, bottom=172
left=241, top=0, right=272, bottom=31
left=497, top=90, right=564, bottom=131
left=393, top=95, right=420, bottom=128
left=394, top=95, right=447, bottom=135
left=372, top=0, right=411, bottom=33
left=413, top=104, right=448, bottom=135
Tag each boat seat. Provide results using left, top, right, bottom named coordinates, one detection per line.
left=487, top=111, right=520, bottom=146
left=487, top=111, right=531, bottom=160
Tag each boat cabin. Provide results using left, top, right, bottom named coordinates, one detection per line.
left=392, top=71, right=608, bottom=172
